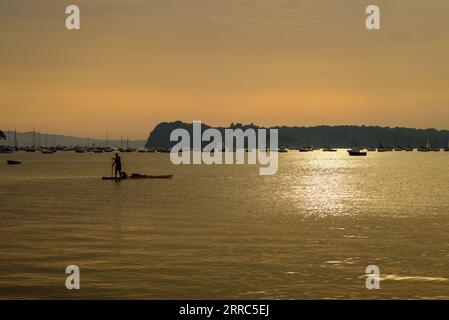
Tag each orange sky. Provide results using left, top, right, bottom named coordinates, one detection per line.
left=1, top=0, right=449, bottom=139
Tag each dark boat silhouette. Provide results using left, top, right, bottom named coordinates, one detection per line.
left=0, top=146, right=14, bottom=154
left=7, top=160, right=21, bottom=165
left=348, top=135, right=367, bottom=156
left=348, top=148, right=367, bottom=156
left=102, top=173, right=173, bottom=180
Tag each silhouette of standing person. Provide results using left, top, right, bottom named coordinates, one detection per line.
left=112, top=153, right=122, bottom=178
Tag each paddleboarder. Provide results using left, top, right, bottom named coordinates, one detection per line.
left=112, top=153, right=122, bottom=178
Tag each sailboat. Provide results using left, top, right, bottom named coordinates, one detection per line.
left=0, top=130, right=13, bottom=153
left=377, top=141, right=392, bottom=152
left=0, top=146, right=13, bottom=154
left=13, top=129, right=19, bottom=151
left=41, top=132, right=55, bottom=154
left=418, top=141, right=437, bottom=152
left=25, top=128, right=37, bottom=152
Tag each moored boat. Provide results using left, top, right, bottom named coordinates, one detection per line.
left=7, top=160, right=21, bottom=165
left=348, top=148, right=367, bottom=156
left=418, top=141, right=434, bottom=152
left=0, top=146, right=14, bottom=154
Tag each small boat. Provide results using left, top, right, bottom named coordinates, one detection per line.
left=418, top=141, right=437, bottom=152
left=41, top=149, right=55, bottom=154
left=348, top=148, right=367, bottom=156
left=0, top=146, right=14, bottom=154
left=102, top=173, right=173, bottom=180
left=298, top=147, right=313, bottom=152
left=377, top=141, right=393, bottom=152
left=7, top=160, right=21, bottom=165
left=322, top=147, right=337, bottom=152
left=278, top=148, right=288, bottom=153
left=348, top=136, right=366, bottom=156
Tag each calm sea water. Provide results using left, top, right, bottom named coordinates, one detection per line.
left=1, top=151, right=449, bottom=299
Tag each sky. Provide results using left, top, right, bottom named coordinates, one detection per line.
left=1, top=0, right=449, bottom=139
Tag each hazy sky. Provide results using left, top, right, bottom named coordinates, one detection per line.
left=1, top=0, right=449, bottom=138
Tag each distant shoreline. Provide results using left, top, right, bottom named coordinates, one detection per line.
left=0, top=130, right=146, bottom=148
left=146, top=121, right=449, bottom=149
left=2, top=122, right=449, bottom=149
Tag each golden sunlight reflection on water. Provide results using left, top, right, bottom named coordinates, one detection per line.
left=1, top=150, right=449, bottom=299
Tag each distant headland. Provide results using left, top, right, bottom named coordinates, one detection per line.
left=146, top=121, right=449, bottom=149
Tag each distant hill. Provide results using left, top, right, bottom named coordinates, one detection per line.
left=146, top=121, right=449, bottom=148
left=0, top=131, right=145, bottom=148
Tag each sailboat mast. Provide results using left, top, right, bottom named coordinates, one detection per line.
left=14, top=129, right=18, bottom=150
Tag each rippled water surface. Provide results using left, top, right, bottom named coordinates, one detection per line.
left=1, top=151, right=449, bottom=299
